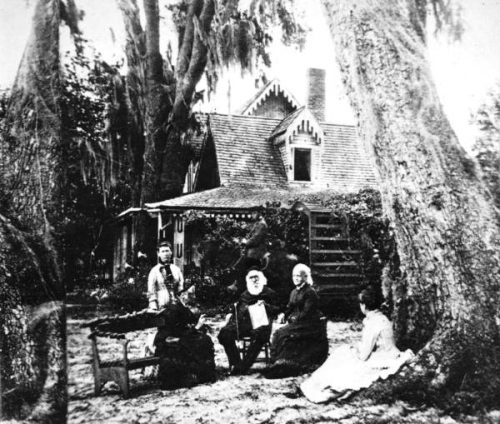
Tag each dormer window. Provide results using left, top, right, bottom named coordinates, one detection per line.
left=294, top=148, right=311, bottom=181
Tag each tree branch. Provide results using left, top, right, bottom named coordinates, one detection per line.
left=172, top=0, right=215, bottom=128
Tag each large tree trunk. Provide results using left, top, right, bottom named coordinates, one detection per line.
left=0, top=0, right=66, bottom=420
left=116, top=0, right=147, bottom=208
left=143, top=0, right=215, bottom=202
left=2, top=0, right=61, bottom=247
left=0, top=214, right=65, bottom=422
left=322, top=0, right=500, bottom=402
left=117, top=0, right=215, bottom=204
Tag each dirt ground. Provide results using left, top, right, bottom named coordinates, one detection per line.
left=67, top=307, right=500, bottom=424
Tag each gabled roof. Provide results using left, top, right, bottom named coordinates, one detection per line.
left=208, top=114, right=288, bottom=187
left=197, top=112, right=376, bottom=192
left=270, top=106, right=324, bottom=145
left=239, top=79, right=300, bottom=115
left=270, top=106, right=305, bottom=138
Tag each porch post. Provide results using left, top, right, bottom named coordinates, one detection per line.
left=157, top=211, right=163, bottom=245
left=173, top=214, right=185, bottom=272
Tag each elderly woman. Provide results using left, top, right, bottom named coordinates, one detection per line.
left=300, top=289, right=414, bottom=403
left=265, top=263, right=328, bottom=378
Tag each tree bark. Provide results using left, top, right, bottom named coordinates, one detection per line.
left=0, top=214, right=65, bottom=421
left=116, top=0, right=147, bottom=207
left=2, top=0, right=61, bottom=244
left=140, top=0, right=172, bottom=203
left=126, top=0, right=215, bottom=204
left=322, top=0, right=500, bottom=399
left=0, top=0, right=65, bottom=419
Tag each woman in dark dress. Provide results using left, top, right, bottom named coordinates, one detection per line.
left=265, top=263, right=328, bottom=378
left=148, top=241, right=215, bottom=389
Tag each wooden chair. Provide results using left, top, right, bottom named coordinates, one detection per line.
left=238, top=337, right=271, bottom=364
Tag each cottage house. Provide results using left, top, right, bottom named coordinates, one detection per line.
left=114, top=68, right=377, bottom=298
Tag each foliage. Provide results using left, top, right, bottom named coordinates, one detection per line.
left=181, top=192, right=395, bottom=310
left=472, top=83, right=500, bottom=213
left=102, top=260, right=150, bottom=312
left=287, top=189, right=398, bottom=310
left=183, top=206, right=308, bottom=305
left=183, top=264, right=231, bottom=308
left=60, top=46, right=131, bottom=290
left=168, top=0, right=307, bottom=93
left=0, top=214, right=64, bottom=420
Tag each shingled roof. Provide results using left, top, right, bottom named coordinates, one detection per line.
left=203, top=113, right=375, bottom=191
left=145, top=184, right=365, bottom=211
left=270, top=106, right=305, bottom=138
left=321, top=123, right=376, bottom=190
left=208, top=114, right=288, bottom=187
left=146, top=185, right=292, bottom=210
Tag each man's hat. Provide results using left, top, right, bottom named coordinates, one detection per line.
left=246, top=265, right=261, bottom=275
left=245, top=257, right=262, bottom=273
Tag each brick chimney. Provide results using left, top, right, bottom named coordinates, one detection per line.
left=306, top=68, right=325, bottom=122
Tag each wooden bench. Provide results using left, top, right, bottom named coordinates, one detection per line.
left=82, top=310, right=171, bottom=398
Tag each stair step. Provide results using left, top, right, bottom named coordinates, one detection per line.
left=311, top=237, right=348, bottom=241
left=311, top=249, right=361, bottom=254
left=313, top=273, right=364, bottom=278
left=312, top=262, right=358, bottom=267
left=317, top=283, right=361, bottom=289
left=311, top=224, right=343, bottom=229
left=316, top=284, right=361, bottom=293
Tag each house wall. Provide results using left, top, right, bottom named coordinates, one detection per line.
left=278, top=143, right=290, bottom=176
left=251, top=92, right=296, bottom=119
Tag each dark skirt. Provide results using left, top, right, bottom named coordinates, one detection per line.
left=266, top=319, right=328, bottom=378
left=155, top=328, right=216, bottom=390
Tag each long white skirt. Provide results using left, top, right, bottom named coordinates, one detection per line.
left=300, top=345, right=414, bottom=403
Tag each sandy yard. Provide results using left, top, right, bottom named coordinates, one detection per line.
left=67, top=308, right=499, bottom=424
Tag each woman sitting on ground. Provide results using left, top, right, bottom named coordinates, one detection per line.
left=300, top=288, right=414, bottom=403
left=264, top=263, right=328, bottom=378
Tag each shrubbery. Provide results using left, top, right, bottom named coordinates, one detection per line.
left=183, top=205, right=308, bottom=306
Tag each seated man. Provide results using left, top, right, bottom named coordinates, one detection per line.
left=218, top=267, right=280, bottom=375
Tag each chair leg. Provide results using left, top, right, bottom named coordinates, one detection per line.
left=94, top=373, right=102, bottom=396
left=116, top=368, right=130, bottom=399
left=264, top=343, right=270, bottom=364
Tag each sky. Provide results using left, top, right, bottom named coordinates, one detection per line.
left=1, top=0, right=500, bottom=151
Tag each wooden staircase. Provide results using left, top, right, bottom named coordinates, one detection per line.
left=309, top=210, right=364, bottom=300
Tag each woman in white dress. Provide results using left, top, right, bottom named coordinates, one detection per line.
left=300, top=289, right=414, bottom=403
